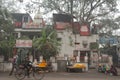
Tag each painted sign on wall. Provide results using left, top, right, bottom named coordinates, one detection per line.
left=16, top=40, right=32, bottom=48
left=80, top=25, right=90, bottom=36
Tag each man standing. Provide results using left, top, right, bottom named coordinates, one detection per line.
left=9, top=54, right=18, bottom=76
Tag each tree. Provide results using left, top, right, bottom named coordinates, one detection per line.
left=25, top=0, right=118, bottom=24
left=33, top=26, right=61, bottom=61
left=0, top=0, right=16, bottom=61
left=0, top=35, right=16, bottom=61
left=0, top=0, right=22, bottom=12
left=0, top=0, right=15, bottom=38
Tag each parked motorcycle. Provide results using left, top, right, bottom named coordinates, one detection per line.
left=98, top=65, right=103, bottom=72
left=109, top=65, right=118, bottom=76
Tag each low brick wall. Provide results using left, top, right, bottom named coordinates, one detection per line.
left=0, top=62, right=12, bottom=72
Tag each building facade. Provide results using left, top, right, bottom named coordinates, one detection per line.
left=11, top=12, right=44, bottom=39
left=11, top=13, right=99, bottom=71
left=53, top=14, right=99, bottom=70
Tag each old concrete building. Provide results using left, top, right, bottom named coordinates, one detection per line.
left=53, top=14, right=99, bottom=71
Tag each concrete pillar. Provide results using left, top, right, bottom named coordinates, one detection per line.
left=52, top=63, right=57, bottom=72
left=29, top=55, right=33, bottom=62
left=85, top=55, right=88, bottom=63
left=108, top=56, right=113, bottom=66
left=76, top=51, right=80, bottom=62
left=84, top=52, right=88, bottom=71
left=39, top=56, right=43, bottom=62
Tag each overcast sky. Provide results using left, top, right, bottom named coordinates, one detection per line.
left=18, top=0, right=120, bottom=18
left=16, top=0, right=120, bottom=34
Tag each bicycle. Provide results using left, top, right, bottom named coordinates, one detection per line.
left=14, top=61, right=45, bottom=80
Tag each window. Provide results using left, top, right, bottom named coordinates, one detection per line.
left=80, top=51, right=87, bottom=62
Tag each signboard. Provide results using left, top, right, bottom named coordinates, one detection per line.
left=53, top=14, right=72, bottom=30
left=80, top=25, right=90, bottom=36
left=22, top=22, right=44, bottom=28
left=16, top=40, right=32, bottom=48
left=55, top=22, right=70, bottom=30
left=99, top=36, right=118, bottom=45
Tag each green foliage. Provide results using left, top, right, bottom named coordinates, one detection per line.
left=33, top=26, right=61, bottom=60
left=25, top=0, right=117, bottom=23
left=18, top=36, right=30, bottom=40
left=100, top=45, right=116, bottom=56
left=0, top=10, right=14, bottom=32
left=0, top=0, right=20, bottom=12
left=69, top=36, right=73, bottom=46
left=24, top=0, right=120, bottom=34
left=0, top=2, right=15, bottom=61
left=0, top=34, right=16, bottom=61
left=90, top=42, right=99, bottom=50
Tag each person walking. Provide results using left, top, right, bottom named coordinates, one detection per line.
left=23, top=56, right=32, bottom=78
left=9, top=54, right=18, bottom=76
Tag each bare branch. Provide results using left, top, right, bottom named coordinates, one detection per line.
left=86, top=0, right=105, bottom=22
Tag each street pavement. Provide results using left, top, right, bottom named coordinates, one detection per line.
left=0, top=69, right=120, bottom=80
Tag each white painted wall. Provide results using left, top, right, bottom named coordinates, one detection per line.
left=0, top=62, right=12, bottom=72
left=57, top=30, right=99, bottom=58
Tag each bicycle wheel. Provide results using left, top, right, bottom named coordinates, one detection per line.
left=15, top=68, right=26, bottom=80
left=33, top=68, right=45, bottom=80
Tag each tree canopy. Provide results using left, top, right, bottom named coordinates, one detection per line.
left=23, top=0, right=120, bottom=34
left=25, top=1, right=117, bottom=20
left=0, top=0, right=16, bottom=61
left=33, top=26, right=61, bottom=60
left=0, top=0, right=15, bottom=34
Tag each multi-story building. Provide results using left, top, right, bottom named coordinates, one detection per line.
left=11, top=11, right=45, bottom=64
left=0, top=11, right=46, bottom=72
left=53, top=14, right=99, bottom=71
left=11, top=12, right=99, bottom=71
left=11, top=11, right=45, bottom=39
